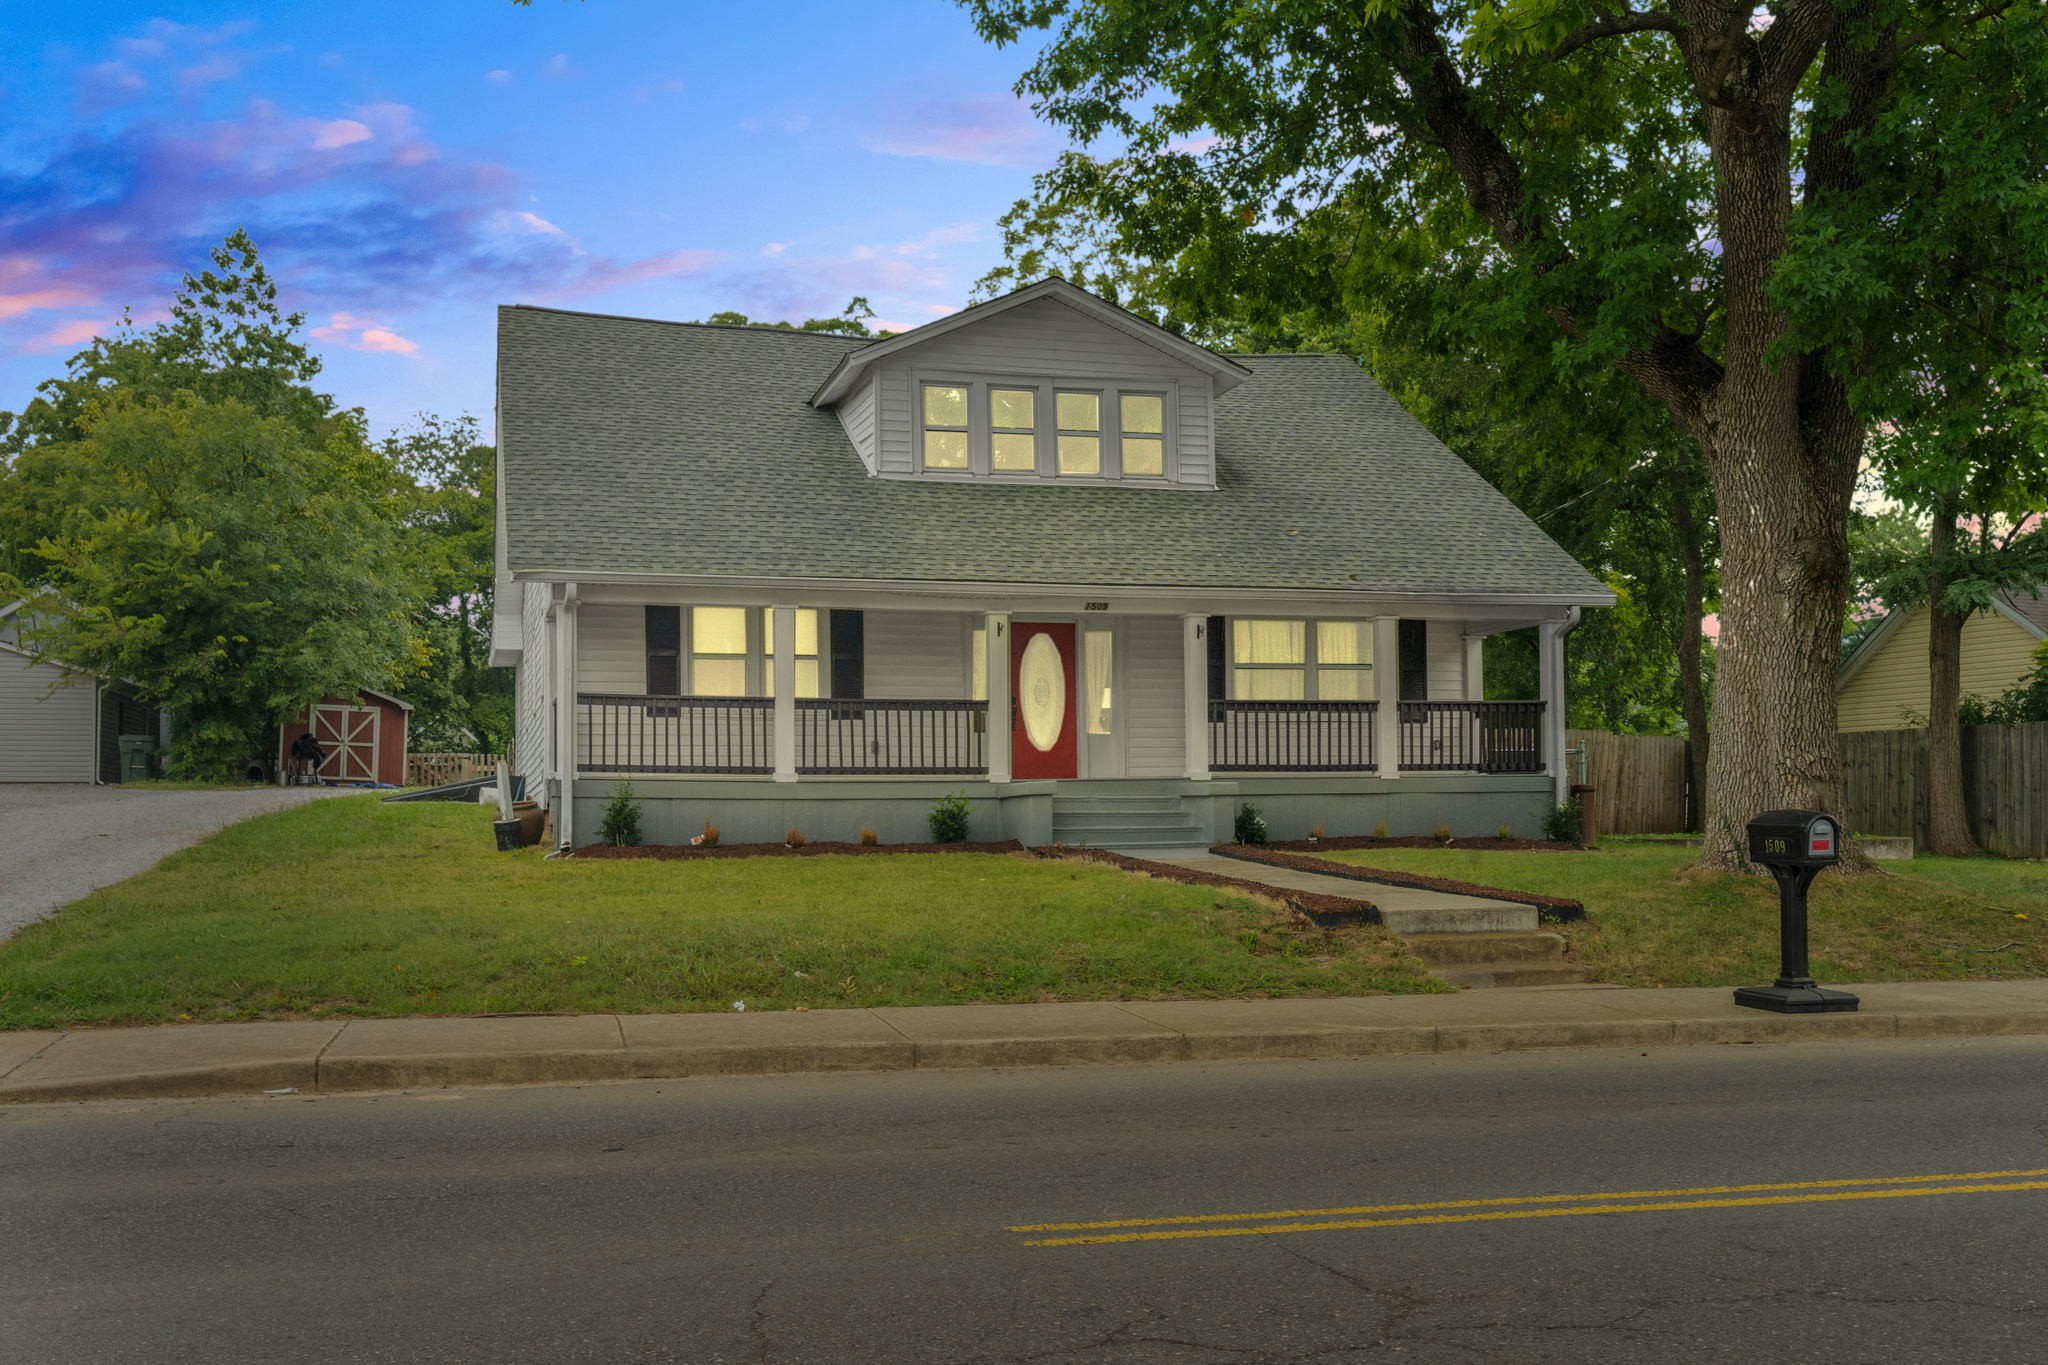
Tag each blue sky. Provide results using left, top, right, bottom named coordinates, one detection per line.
left=0, top=1, right=1069, bottom=435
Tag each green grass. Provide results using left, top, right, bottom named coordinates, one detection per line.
left=0, top=797, right=1442, bottom=1029
left=1317, top=839, right=2048, bottom=987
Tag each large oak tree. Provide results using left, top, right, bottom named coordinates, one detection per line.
left=963, top=0, right=2048, bottom=867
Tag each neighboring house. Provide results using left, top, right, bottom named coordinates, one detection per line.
left=491, top=278, right=1614, bottom=848
left=1837, top=590, right=2048, bottom=731
left=0, top=601, right=166, bottom=784
left=276, top=690, right=412, bottom=786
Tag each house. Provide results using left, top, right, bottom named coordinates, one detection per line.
left=276, top=690, right=412, bottom=786
left=0, top=601, right=166, bottom=784
left=490, top=278, right=1614, bottom=849
left=1837, top=590, right=2048, bottom=731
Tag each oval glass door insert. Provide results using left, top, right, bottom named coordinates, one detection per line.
left=1018, top=633, right=1066, bottom=753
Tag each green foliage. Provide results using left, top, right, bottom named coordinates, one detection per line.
left=0, top=233, right=424, bottom=779
left=927, top=791, right=973, bottom=843
left=1542, top=797, right=1583, bottom=846
left=597, top=779, right=643, bottom=848
left=1233, top=802, right=1267, bottom=845
left=697, top=297, right=881, bottom=337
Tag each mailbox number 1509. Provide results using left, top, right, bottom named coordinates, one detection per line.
left=1762, top=838, right=1789, bottom=855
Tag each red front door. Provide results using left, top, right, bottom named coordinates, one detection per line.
left=1011, top=622, right=1078, bottom=780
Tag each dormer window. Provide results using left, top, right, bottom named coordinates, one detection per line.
left=922, top=384, right=969, bottom=470
left=1056, top=391, right=1101, bottom=476
left=909, top=373, right=1184, bottom=484
left=990, top=388, right=1037, bottom=471
left=1120, top=394, right=1165, bottom=477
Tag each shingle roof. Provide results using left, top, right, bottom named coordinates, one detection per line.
left=497, top=305, right=1611, bottom=601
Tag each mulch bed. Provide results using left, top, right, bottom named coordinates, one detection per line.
left=1047, top=847, right=1380, bottom=929
left=1273, top=835, right=1583, bottom=853
left=1210, top=845, right=1586, bottom=922
left=576, top=839, right=1027, bottom=860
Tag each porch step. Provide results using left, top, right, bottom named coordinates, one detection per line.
left=1051, top=796, right=1204, bottom=850
left=1400, top=931, right=1589, bottom=989
left=1051, top=796, right=1188, bottom=815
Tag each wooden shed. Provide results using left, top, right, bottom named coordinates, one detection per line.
left=278, top=689, right=411, bottom=786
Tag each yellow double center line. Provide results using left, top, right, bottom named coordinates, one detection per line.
left=1009, top=1167, right=2048, bottom=1247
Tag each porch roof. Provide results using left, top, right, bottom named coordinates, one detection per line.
left=497, top=306, right=1611, bottom=604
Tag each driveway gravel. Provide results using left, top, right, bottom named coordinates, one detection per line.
left=0, top=785, right=345, bottom=941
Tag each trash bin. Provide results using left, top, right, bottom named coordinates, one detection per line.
left=117, top=734, right=157, bottom=784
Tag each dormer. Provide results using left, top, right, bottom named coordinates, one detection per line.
left=812, top=278, right=1250, bottom=489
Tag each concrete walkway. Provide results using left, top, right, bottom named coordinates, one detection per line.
left=6, top=979, right=2047, bottom=1104
left=0, top=784, right=345, bottom=941
left=1149, top=852, right=1537, bottom=933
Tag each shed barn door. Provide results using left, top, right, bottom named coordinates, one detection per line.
left=312, top=705, right=379, bottom=783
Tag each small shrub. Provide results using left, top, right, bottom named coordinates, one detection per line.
left=784, top=827, right=806, bottom=848
left=596, top=779, right=643, bottom=848
left=1234, top=802, right=1268, bottom=845
left=928, top=791, right=972, bottom=843
left=693, top=820, right=720, bottom=849
left=1372, top=820, right=1388, bottom=839
left=1498, top=822, right=1515, bottom=840
left=1307, top=823, right=1325, bottom=843
left=1543, top=797, right=1583, bottom=845
left=858, top=827, right=879, bottom=846
left=1432, top=822, right=1453, bottom=844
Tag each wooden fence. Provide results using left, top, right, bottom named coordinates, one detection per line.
left=1565, top=730, right=1691, bottom=834
left=404, top=751, right=508, bottom=788
left=1840, top=722, right=2048, bottom=857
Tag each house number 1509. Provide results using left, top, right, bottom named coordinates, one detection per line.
left=1083, top=602, right=1109, bottom=611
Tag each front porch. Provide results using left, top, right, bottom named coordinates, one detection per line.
left=526, top=589, right=1578, bottom=848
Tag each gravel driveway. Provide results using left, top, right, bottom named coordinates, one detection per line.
left=0, top=785, right=347, bottom=941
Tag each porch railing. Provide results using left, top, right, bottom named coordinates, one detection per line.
left=1398, top=700, right=1545, bottom=773
left=797, top=698, right=988, bottom=775
left=1209, top=699, right=1379, bottom=772
left=577, top=694, right=772, bottom=774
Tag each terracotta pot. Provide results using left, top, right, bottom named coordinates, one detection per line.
left=512, top=799, right=545, bottom=847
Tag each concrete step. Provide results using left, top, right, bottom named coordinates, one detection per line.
left=1053, top=814, right=1203, bottom=833
left=1376, top=903, right=1540, bottom=936
left=1404, top=931, right=1569, bottom=967
left=1051, top=799, right=1188, bottom=815
left=1434, top=962, right=1593, bottom=989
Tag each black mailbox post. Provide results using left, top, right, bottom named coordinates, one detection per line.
left=1735, top=810, right=1859, bottom=1014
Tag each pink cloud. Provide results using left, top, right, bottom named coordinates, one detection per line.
left=16, top=318, right=111, bottom=354
left=311, top=119, right=372, bottom=150
left=860, top=94, right=1056, bottom=167
left=357, top=327, right=418, bottom=356
left=0, top=284, right=97, bottom=321
left=312, top=312, right=419, bottom=356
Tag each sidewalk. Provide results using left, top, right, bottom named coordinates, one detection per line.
left=6, top=980, right=2047, bottom=1104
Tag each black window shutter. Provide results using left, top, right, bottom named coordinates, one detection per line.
left=829, top=610, right=864, bottom=700
left=1206, top=616, right=1226, bottom=700
left=645, top=606, right=681, bottom=695
left=1398, top=619, right=1428, bottom=701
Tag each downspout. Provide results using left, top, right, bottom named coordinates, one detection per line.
left=1554, top=606, right=1583, bottom=807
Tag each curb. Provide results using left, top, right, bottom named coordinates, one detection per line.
left=6, top=1006, right=2047, bottom=1105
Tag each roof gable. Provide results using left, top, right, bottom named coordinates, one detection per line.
left=810, top=277, right=1250, bottom=407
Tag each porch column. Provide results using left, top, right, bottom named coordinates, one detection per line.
left=984, top=612, right=1011, bottom=783
left=554, top=584, right=579, bottom=847
left=1463, top=634, right=1486, bottom=700
left=1181, top=613, right=1209, bottom=781
left=771, top=604, right=797, bottom=782
left=1539, top=614, right=1569, bottom=804
left=1373, top=616, right=1401, bottom=778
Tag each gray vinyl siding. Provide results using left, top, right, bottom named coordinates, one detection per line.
left=863, top=612, right=971, bottom=698
left=575, top=603, right=648, bottom=694
left=1426, top=621, right=1469, bottom=699
left=0, top=648, right=95, bottom=782
left=515, top=582, right=549, bottom=777
left=870, top=297, right=1215, bottom=484
left=835, top=371, right=879, bottom=473
left=1122, top=616, right=1185, bottom=777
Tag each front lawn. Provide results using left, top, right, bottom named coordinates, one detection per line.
left=1315, top=840, right=2048, bottom=987
left=0, top=797, right=1441, bottom=1030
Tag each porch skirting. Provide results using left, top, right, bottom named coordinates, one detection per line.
left=570, top=773, right=1554, bottom=849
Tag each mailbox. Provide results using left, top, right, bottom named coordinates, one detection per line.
left=1747, top=810, right=1840, bottom=868
left=1734, top=808, right=1857, bottom=1015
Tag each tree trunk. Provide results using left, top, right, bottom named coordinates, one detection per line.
left=1924, top=505, right=1979, bottom=855
left=1668, top=452, right=1711, bottom=832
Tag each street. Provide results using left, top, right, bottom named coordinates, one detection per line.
left=5, top=1038, right=2045, bottom=1363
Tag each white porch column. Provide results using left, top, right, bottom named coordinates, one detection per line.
left=984, top=612, right=1011, bottom=783
left=1539, top=614, right=1569, bottom=804
left=554, top=584, right=579, bottom=847
left=1372, top=616, right=1402, bottom=778
left=1182, top=613, right=1210, bottom=781
left=771, top=604, right=797, bottom=782
left=1463, top=634, right=1486, bottom=700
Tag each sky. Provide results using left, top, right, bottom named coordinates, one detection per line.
left=0, top=1, right=1071, bottom=436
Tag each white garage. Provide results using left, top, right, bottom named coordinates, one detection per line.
left=0, top=640, right=101, bottom=783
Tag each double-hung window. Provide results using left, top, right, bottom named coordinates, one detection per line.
left=990, top=388, right=1038, bottom=472
left=1231, top=620, right=1373, bottom=700
left=922, top=384, right=969, bottom=470
left=764, top=609, right=821, bottom=698
left=917, top=378, right=1175, bottom=482
left=690, top=607, right=751, bottom=697
left=1119, top=394, right=1166, bottom=477
left=1056, top=391, right=1102, bottom=476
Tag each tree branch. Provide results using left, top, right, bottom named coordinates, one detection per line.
left=1548, top=8, right=1685, bottom=62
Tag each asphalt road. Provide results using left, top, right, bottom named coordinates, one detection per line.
left=0, top=784, right=343, bottom=939
left=5, top=1038, right=2046, bottom=1363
